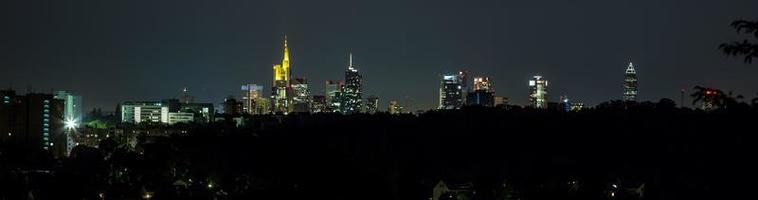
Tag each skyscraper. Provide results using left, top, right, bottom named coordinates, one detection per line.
left=342, top=53, right=363, bottom=114
left=291, top=78, right=311, bottom=113
left=472, top=77, right=492, bottom=92
left=311, top=95, right=327, bottom=113
left=366, top=96, right=379, bottom=114
left=624, top=62, right=638, bottom=102
left=223, top=96, right=243, bottom=116
left=388, top=100, right=403, bottom=114
left=438, top=74, right=463, bottom=110
left=241, top=84, right=268, bottom=115
left=467, top=76, right=494, bottom=107
left=272, top=35, right=292, bottom=114
left=529, top=75, right=548, bottom=109
left=325, top=80, right=344, bottom=113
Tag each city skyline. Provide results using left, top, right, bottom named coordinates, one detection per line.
left=2, top=0, right=758, bottom=112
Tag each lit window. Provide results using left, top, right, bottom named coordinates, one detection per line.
left=44, top=104, right=49, bottom=108
left=44, top=100, right=50, bottom=103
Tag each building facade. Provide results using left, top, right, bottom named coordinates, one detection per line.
left=342, top=53, right=363, bottom=114
left=271, top=35, right=293, bottom=114
left=529, top=75, right=548, bottom=109
left=0, top=90, right=67, bottom=157
left=624, top=62, right=638, bottom=102
left=291, top=78, right=311, bottom=113
left=325, top=80, right=344, bottom=113
left=389, top=100, right=403, bottom=114
left=439, top=74, right=463, bottom=110
left=366, top=96, right=379, bottom=114
left=241, top=84, right=268, bottom=115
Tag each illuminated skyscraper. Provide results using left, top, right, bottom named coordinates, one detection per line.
left=366, top=96, right=379, bottom=114
left=438, top=74, right=463, bottom=110
left=388, top=100, right=403, bottom=114
left=272, top=35, right=292, bottom=114
left=623, top=62, right=638, bottom=102
left=342, top=53, right=363, bottom=114
left=291, top=78, right=310, bottom=113
left=473, top=77, right=492, bottom=92
left=311, top=95, right=327, bottom=113
left=325, top=80, right=344, bottom=113
left=467, top=76, right=494, bottom=106
left=223, top=96, right=243, bottom=116
left=241, top=84, right=268, bottom=115
left=528, top=75, right=548, bottom=109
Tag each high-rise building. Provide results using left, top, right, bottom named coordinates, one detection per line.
left=241, top=84, right=268, bottom=115
left=528, top=75, right=548, bottom=109
left=223, top=96, right=243, bottom=116
left=342, top=53, right=363, bottom=114
left=388, top=100, right=403, bottom=114
left=272, top=35, right=292, bottom=114
left=311, top=95, right=327, bottom=113
left=624, top=62, right=638, bottom=102
left=325, top=80, right=344, bottom=113
left=438, top=74, right=463, bottom=110
left=1, top=90, right=66, bottom=157
left=466, top=90, right=495, bottom=107
left=54, top=91, right=82, bottom=156
left=366, top=96, right=379, bottom=114
left=473, top=77, right=492, bottom=92
left=291, top=78, right=310, bottom=113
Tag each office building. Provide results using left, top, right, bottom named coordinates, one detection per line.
left=271, top=35, right=293, bottom=114
left=325, top=80, right=344, bottom=113
left=291, top=78, right=311, bottom=113
left=1, top=90, right=66, bottom=157
left=389, top=100, right=403, bottom=114
left=439, top=74, right=463, bottom=110
left=366, top=96, right=379, bottom=114
left=241, top=84, right=268, bottom=115
left=311, top=95, right=327, bottom=113
left=624, top=62, right=638, bottom=102
left=342, top=53, right=363, bottom=114
left=528, top=75, right=548, bottom=109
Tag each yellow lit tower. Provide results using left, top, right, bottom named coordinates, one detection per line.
left=272, top=35, right=293, bottom=113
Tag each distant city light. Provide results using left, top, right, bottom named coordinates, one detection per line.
left=64, top=118, right=78, bottom=129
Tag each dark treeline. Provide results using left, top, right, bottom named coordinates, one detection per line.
left=1, top=101, right=757, bottom=200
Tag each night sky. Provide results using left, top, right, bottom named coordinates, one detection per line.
left=1, top=0, right=757, bottom=112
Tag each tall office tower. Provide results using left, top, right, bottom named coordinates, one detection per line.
left=291, top=78, right=310, bottom=113
left=472, top=76, right=492, bottom=92
left=466, top=90, right=495, bottom=107
left=438, top=74, right=463, bottom=110
left=365, top=96, right=379, bottom=114
left=311, top=95, right=327, bottom=113
left=223, top=96, right=243, bottom=116
left=528, top=75, right=548, bottom=109
left=272, top=35, right=292, bottom=114
left=241, top=84, right=267, bottom=115
left=0, top=90, right=66, bottom=157
left=388, top=100, right=403, bottom=114
left=54, top=91, right=82, bottom=156
left=342, top=53, right=363, bottom=114
left=623, top=62, right=638, bottom=102
left=467, top=76, right=494, bottom=106
left=325, top=80, right=344, bottom=113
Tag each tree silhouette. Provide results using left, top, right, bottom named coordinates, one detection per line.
left=720, top=20, right=758, bottom=63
